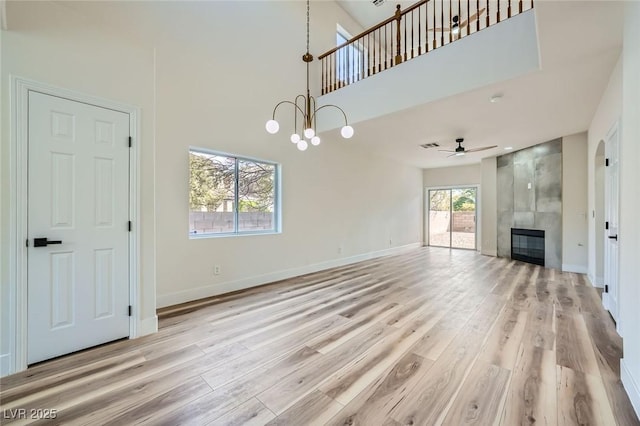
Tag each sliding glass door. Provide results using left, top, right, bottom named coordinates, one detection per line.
left=428, top=187, right=477, bottom=250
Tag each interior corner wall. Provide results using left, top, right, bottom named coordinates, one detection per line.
left=480, top=157, right=497, bottom=256
left=587, top=55, right=622, bottom=286
left=620, top=0, right=640, bottom=417
left=561, top=132, right=588, bottom=273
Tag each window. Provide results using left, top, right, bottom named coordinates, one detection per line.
left=336, top=26, right=367, bottom=84
left=189, top=149, right=280, bottom=236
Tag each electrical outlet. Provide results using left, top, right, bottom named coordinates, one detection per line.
left=214, top=265, right=221, bottom=275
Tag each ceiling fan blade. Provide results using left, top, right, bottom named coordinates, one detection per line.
left=460, top=8, right=486, bottom=28
left=465, top=145, right=498, bottom=153
left=447, top=153, right=462, bottom=157
left=438, top=149, right=456, bottom=152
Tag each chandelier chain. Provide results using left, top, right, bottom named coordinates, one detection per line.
left=306, top=0, right=310, bottom=53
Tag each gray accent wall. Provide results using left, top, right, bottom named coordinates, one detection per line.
left=497, top=139, right=563, bottom=269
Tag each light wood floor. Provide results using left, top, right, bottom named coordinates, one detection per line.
left=1, top=248, right=639, bottom=425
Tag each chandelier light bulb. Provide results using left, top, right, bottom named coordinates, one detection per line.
left=341, top=125, right=354, bottom=139
left=297, top=140, right=309, bottom=151
left=304, top=128, right=315, bottom=139
left=266, top=120, right=280, bottom=134
left=290, top=133, right=301, bottom=144
left=311, top=136, right=321, bottom=146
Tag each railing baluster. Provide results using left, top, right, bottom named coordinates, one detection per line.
left=441, top=0, right=444, bottom=47
left=433, top=0, right=437, bottom=49
left=530, top=0, right=533, bottom=10
left=508, top=0, right=511, bottom=18
left=486, top=0, right=490, bottom=28
left=519, top=0, right=523, bottom=13
left=449, top=0, right=452, bottom=43
left=477, top=0, right=480, bottom=31
left=418, top=7, right=422, bottom=55
left=411, top=10, right=415, bottom=59
left=395, top=5, right=402, bottom=64
left=467, top=0, right=471, bottom=35
left=385, top=24, right=388, bottom=69
left=425, top=3, right=429, bottom=52
left=404, top=13, right=407, bottom=60
left=497, top=0, right=501, bottom=22
left=458, top=0, right=461, bottom=38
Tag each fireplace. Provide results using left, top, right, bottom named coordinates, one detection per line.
left=511, top=228, right=545, bottom=266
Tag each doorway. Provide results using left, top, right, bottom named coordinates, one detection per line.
left=428, top=187, right=477, bottom=250
left=27, top=91, right=131, bottom=364
left=8, top=77, right=140, bottom=375
left=603, top=123, right=620, bottom=321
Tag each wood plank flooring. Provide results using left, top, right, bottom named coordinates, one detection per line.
left=1, top=248, right=638, bottom=425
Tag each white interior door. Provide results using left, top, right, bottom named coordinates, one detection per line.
left=603, top=123, right=620, bottom=321
left=28, top=91, right=131, bottom=364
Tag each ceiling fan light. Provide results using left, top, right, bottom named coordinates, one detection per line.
left=455, top=152, right=465, bottom=156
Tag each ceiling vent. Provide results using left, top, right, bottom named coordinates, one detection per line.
left=420, top=142, right=440, bottom=149
left=372, top=0, right=385, bottom=6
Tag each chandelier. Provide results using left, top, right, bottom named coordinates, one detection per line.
left=265, top=0, right=354, bottom=151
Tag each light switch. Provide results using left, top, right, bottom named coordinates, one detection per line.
left=527, top=182, right=532, bottom=190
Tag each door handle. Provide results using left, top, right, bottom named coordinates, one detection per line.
left=34, top=237, right=63, bottom=247
left=608, top=235, right=618, bottom=241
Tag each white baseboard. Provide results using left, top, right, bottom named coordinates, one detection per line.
left=621, top=359, right=640, bottom=419
left=0, top=353, right=11, bottom=377
left=481, top=249, right=497, bottom=257
left=587, top=273, right=604, bottom=288
left=157, top=243, right=422, bottom=308
left=562, top=264, right=588, bottom=274
left=137, top=315, right=158, bottom=337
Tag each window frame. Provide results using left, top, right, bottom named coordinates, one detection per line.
left=188, top=147, right=281, bottom=239
left=336, top=24, right=368, bottom=83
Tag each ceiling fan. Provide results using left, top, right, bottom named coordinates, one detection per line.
left=439, top=138, right=497, bottom=157
left=434, top=8, right=486, bottom=35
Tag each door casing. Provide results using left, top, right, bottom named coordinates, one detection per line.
left=7, top=76, right=141, bottom=375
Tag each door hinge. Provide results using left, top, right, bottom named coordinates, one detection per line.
left=128, top=221, right=132, bottom=232
left=605, top=285, right=609, bottom=293
left=605, top=221, right=609, bottom=230
left=128, top=305, right=132, bottom=316
left=605, top=158, right=610, bottom=166
left=128, top=136, right=132, bottom=148
left=26, top=239, right=29, bottom=247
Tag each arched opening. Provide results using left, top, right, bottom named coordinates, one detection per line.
left=595, top=140, right=606, bottom=285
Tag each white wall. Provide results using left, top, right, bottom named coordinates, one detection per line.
left=620, top=1, right=640, bottom=417
left=587, top=55, right=622, bottom=286
left=561, top=133, right=588, bottom=273
left=0, top=1, right=157, bottom=376
left=481, top=157, right=497, bottom=256
left=423, top=163, right=481, bottom=187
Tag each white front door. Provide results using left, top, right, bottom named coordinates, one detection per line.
left=27, top=91, right=131, bottom=364
left=603, top=123, right=620, bottom=321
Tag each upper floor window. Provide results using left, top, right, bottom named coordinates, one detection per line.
left=189, top=149, right=280, bottom=237
left=336, top=25, right=367, bottom=84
